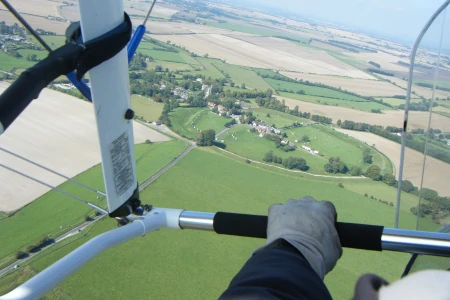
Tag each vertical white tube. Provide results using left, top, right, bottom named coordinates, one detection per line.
left=78, top=0, right=137, bottom=215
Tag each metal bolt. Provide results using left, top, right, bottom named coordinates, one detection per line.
left=124, top=109, right=134, bottom=120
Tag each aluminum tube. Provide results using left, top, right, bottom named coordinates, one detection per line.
left=78, top=0, right=137, bottom=214
left=179, top=211, right=214, bottom=230
left=382, top=228, right=450, bottom=256
left=0, top=212, right=167, bottom=300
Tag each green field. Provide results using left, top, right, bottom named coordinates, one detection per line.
left=169, top=108, right=229, bottom=139
left=16, top=49, right=48, bottom=61
left=147, top=60, right=193, bottom=71
left=280, top=92, right=390, bottom=112
left=265, top=78, right=366, bottom=101
left=131, top=94, right=163, bottom=122
left=211, top=61, right=273, bottom=90
left=0, top=51, right=35, bottom=73
left=0, top=141, right=188, bottom=264
left=0, top=148, right=437, bottom=299
left=205, top=22, right=309, bottom=43
left=251, top=107, right=312, bottom=128
left=39, top=35, right=66, bottom=49
left=219, top=124, right=392, bottom=175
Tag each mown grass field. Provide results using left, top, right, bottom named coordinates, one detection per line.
left=265, top=78, right=367, bottom=101
left=284, top=126, right=393, bottom=174
left=280, top=92, right=391, bottom=112
left=0, top=148, right=438, bottom=300
left=130, top=94, right=163, bottom=122
left=219, top=124, right=392, bottom=175
left=0, top=141, right=188, bottom=264
left=169, top=108, right=229, bottom=139
left=220, top=125, right=328, bottom=173
left=251, top=107, right=312, bottom=128
left=212, top=61, right=273, bottom=90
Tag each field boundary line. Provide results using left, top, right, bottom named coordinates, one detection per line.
left=216, top=148, right=367, bottom=179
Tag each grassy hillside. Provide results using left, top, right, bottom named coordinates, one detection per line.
left=219, top=124, right=392, bottom=175
left=169, top=107, right=230, bottom=139
left=0, top=148, right=437, bottom=299
left=130, top=94, right=163, bottom=122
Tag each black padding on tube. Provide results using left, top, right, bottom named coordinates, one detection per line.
left=213, top=212, right=384, bottom=251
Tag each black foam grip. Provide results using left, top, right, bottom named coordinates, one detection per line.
left=213, top=212, right=384, bottom=251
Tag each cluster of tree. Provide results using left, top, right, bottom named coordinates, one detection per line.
left=363, top=148, right=372, bottom=164
left=393, top=95, right=406, bottom=99
left=398, top=100, right=437, bottom=111
left=369, top=61, right=380, bottom=68
left=35, top=28, right=56, bottom=36
left=263, top=151, right=309, bottom=170
left=26, top=53, right=38, bottom=61
left=224, top=119, right=237, bottom=128
left=371, top=108, right=382, bottom=113
left=324, top=157, right=348, bottom=174
left=337, top=120, right=450, bottom=164
left=263, top=150, right=283, bottom=164
left=195, top=129, right=216, bottom=146
left=368, top=68, right=394, bottom=76
left=274, top=36, right=309, bottom=45
left=159, top=102, right=172, bottom=126
left=152, top=46, right=179, bottom=53
left=25, top=236, right=55, bottom=254
left=0, top=22, right=25, bottom=36
left=130, top=53, right=149, bottom=71
left=235, top=111, right=253, bottom=124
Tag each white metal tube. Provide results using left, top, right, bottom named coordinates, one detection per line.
left=78, top=0, right=137, bottom=214
left=0, top=209, right=182, bottom=300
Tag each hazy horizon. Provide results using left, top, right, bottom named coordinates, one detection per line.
left=216, top=0, right=449, bottom=47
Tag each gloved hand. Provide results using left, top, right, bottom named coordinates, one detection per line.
left=262, top=196, right=342, bottom=280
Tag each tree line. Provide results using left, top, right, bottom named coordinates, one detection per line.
left=337, top=119, right=450, bottom=164
left=263, top=151, right=309, bottom=171
left=258, top=72, right=392, bottom=108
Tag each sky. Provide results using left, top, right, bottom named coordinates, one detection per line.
left=236, top=0, right=449, bottom=45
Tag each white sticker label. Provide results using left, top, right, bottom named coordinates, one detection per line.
left=109, top=132, right=134, bottom=196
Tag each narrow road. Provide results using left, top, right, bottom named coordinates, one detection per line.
left=216, top=126, right=235, bottom=139
left=139, top=144, right=196, bottom=191
left=0, top=214, right=106, bottom=277
left=0, top=124, right=196, bottom=278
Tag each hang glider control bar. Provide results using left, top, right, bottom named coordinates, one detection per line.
left=1, top=208, right=449, bottom=300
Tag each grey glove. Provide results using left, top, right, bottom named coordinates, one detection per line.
left=262, top=196, right=342, bottom=280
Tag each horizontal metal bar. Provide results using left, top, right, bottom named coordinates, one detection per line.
left=179, top=211, right=450, bottom=257
left=179, top=211, right=214, bottom=230
left=382, top=228, right=450, bottom=256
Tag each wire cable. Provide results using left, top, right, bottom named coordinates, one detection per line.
left=0, top=146, right=106, bottom=197
left=0, top=163, right=107, bottom=214
left=0, top=0, right=52, bottom=52
left=143, top=0, right=157, bottom=26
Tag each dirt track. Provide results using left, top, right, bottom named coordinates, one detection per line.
left=0, top=82, right=169, bottom=212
